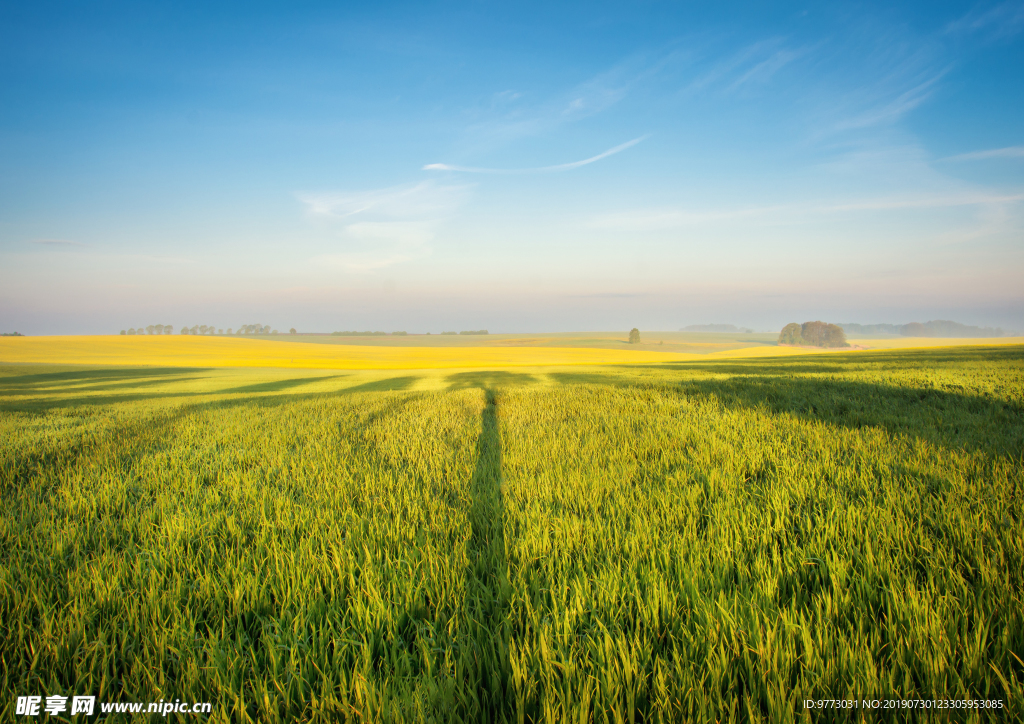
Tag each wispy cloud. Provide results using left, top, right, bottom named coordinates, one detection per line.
left=943, top=146, right=1024, bottom=161
left=297, top=181, right=469, bottom=219
left=727, top=47, right=805, bottom=91
left=423, top=136, right=648, bottom=174
left=834, top=69, right=948, bottom=130
left=946, top=2, right=1024, bottom=39
left=298, top=181, right=468, bottom=273
left=591, top=191, right=1024, bottom=230
left=461, top=51, right=672, bottom=148
left=31, top=239, right=86, bottom=247
left=683, top=38, right=808, bottom=96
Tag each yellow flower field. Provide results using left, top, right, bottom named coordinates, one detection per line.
left=0, top=335, right=691, bottom=370
left=2, top=334, right=1021, bottom=371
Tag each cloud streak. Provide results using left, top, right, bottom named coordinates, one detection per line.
left=423, top=136, right=648, bottom=174
left=297, top=181, right=470, bottom=219
left=298, top=181, right=469, bottom=273
left=591, top=191, right=1024, bottom=230
left=943, top=146, right=1024, bottom=162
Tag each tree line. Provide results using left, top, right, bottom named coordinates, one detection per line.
left=837, top=320, right=1007, bottom=338
left=121, top=325, right=297, bottom=336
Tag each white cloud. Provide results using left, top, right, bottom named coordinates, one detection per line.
left=461, top=52, right=662, bottom=147
left=834, top=70, right=948, bottom=130
left=297, top=182, right=468, bottom=272
left=943, top=146, right=1024, bottom=162
left=591, top=191, right=1024, bottom=229
left=297, top=181, right=469, bottom=219
left=727, top=48, right=805, bottom=91
left=946, top=2, right=1024, bottom=38
left=423, top=136, right=648, bottom=174
left=345, top=221, right=435, bottom=246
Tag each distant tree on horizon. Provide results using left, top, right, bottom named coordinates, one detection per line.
left=778, top=321, right=847, bottom=348
left=779, top=323, right=802, bottom=345
left=629, top=328, right=641, bottom=344
left=120, top=330, right=126, bottom=335
left=290, top=328, right=297, bottom=334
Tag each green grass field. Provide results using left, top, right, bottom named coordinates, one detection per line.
left=2, top=346, right=1022, bottom=722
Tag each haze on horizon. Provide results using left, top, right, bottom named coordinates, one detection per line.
left=1, top=0, right=1022, bottom=335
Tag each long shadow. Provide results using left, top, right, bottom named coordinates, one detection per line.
left=447, top=370, right=536, bottom=389
left=222, top=375, right=342, bottom=394
left=465, top=388, right=511, bottom=718
left=549, top=350, right=1024, bottom=460
left=342, top=376, right=418, bottom=394
left=0, top=368, right=427, bottom=413
left=0, top=367, right=208, bottom=388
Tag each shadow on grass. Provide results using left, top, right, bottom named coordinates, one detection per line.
left=343, top=376, right=418, bottom=394
left=446, top=370, right=536, bottom=389
left=465, top=388, right=512, bottom=717
left=551, top=345, right=1024, bottom=459
left=222, top=375, right=343, bottom=394
left=0, top=367, right=208, bottom=388
left=0, top=368, right=426, bottom=413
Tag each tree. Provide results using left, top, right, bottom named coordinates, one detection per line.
left=180, top=326, right=188, bottom=334
left=801, top=321, right=827, bottom=346
left=779, top=321, right=847, bottom=347
left=120, top=330, right=126, bottom=335
left=778, top=323, right=802, bottom=345
left=290, top=328, right=297, bottom=334
left=629, top=328, right=641, bottom=344
left=823, top=324, right=847, bottom=348
left=128, top=328, right=136, bottom=335
left=190, top=325, right=199, bottom=335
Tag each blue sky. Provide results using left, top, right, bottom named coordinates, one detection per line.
left=1, top=0, right=1022, bottom=334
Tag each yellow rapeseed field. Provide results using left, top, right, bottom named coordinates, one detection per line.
left=3, top=334, right=1020, bottom=371
left=0, top=335, right=686, bottom=369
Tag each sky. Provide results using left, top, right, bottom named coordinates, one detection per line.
left=1, top=0, right=1022, bottom=334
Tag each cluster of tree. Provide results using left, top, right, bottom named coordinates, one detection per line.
left=178, top=325, right=222, bottom=335
left=235, top=324, right=276, bottom=335
left=629, top=328, right=641, bottom=344
left=121, top=325, right=175, bottom=335
left=1, top=331, right=25, bottom=336
left=837, top=320, right=1007, bottom=338
left=459, top=330, right=489, bottom=335
left=441, top=331, right=457, bottom=335
left=681, top=324, right=754, bottom=333
left=779, top=321, right=848, bottom=348
left=121, top=324, right=287, bottom=336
